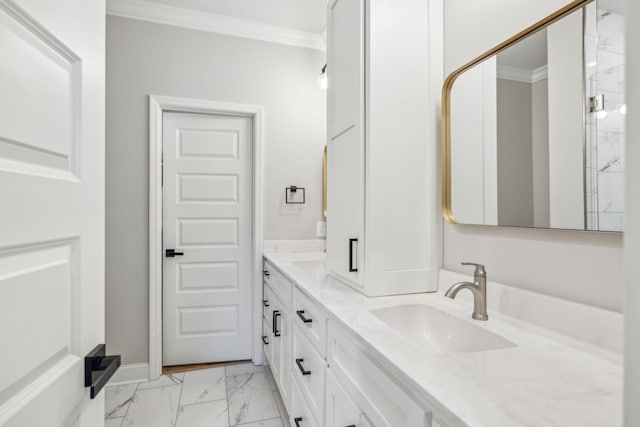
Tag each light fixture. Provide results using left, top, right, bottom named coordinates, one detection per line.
left=318, top=63, right=328, bottom=91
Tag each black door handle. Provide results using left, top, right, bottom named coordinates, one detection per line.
left=165, top=249, right=184, bottom=257
left=296, top=310, right=312, bottom=323
left=262, top=335, right=269, bottom=345
left=273, top=311, right=281, bottom=337
left=85, top=344, right=121, bottom=399
left=295, top=358, right=311, bottom=375
left=294, top=417, right=303, bottom=427
left=348, top=238, right=358, bottom=272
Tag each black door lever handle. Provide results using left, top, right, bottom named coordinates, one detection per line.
left=165, top=249, right=184, bottom=257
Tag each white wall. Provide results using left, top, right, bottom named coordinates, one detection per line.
left=444, top=0, right=623, bottom=313
left=625, top=0, right=639, bottom=423
left=450, top=58, right=498, bottom=225
left=532, top=78, right=550, bottom=228
left=547, top=10, right=585, bottom=229
left=106, top=16, right=326, bottom=363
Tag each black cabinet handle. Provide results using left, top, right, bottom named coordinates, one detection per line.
left=85, top=344, right=121, bottom=399
left=262, top=335, right=269, bottom=345
left=294, top=417, right=303, bottom=427
left=273, top=311, right=281, bottom=337
left=263, top=269, right=270, bottom=277
left=296, top=310, right=312, bottom=323
left=165, top=249, right=184, bottom=257
left=348, top=238, right=358, bottom=272
left=296, top=358, right=311, bottom=375
left=263, top=300, right=270, bottom=307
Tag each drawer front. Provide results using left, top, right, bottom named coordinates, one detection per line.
left=291, top=374, right=320, bottom=427
left=263, top=284, right=273, bottom=326
left=327, top=321, right=429, bottom=427
left=293, top=286, right=327, bottom=356
left=271, top=266, right=292, bottom=309
left=292, top=323, right=326, bottom=424
left=263, top=259, right=274, bottom=286
left=262, top=318, right=271, bottom=364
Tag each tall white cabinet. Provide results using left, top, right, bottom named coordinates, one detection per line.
left=326, top=0, right=442, bottom=296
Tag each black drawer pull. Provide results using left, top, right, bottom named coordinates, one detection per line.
left=263, top=300, right=270, bottom=307
left=263, top=269, right=270, bottom=277
left=348, top=238, right=358, bottom=272
left=273, top=311, right=281, bottom=337
left=165, top=249, right=184, bottom=257
left=294, top=417, right=303, bottom=427
left=296, top=310, right=312, bottom=323
left=262, top=335, right=269, bottom=345
left=296, top=358, right=311, bottom=375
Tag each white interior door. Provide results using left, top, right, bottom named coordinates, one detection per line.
left=163, top=112, right=253, bottom=366
left=0, top=0, right=105, bottom=426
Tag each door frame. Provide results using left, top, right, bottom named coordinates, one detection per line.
left=148, top=95, right=265, bottom=380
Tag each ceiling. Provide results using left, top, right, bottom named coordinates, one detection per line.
left=141, top=0, right=327, bottom=33
left=497, top=29, right=548, bottom=71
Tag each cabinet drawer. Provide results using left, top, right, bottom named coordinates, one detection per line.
left=292, top=323, right=326, bottom=425
left=327, top=322, right=429, bottom=427
left=271, top=267, right=292, bottom=309
left=263, top=284, right=273, bottom=326
left=263, top=259, right=274, bottom=286
left=326, top=370, right=372, bottom=427
left=293, top=287, right=328, bottom=356
left=291, top=374, right=320, bottom=427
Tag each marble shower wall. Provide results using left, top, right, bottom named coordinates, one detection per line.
left=585, top=2, right=625, bottom=232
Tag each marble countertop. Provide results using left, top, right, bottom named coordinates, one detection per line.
left=263, top=252, right=622, bottom=427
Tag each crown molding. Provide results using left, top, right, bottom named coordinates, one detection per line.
left=106, top=0, right=326, bottom=51
left=497, top=64, right=548, bottom=84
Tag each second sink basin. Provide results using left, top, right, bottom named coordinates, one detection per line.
left=371, top=304, right=516, bottom=354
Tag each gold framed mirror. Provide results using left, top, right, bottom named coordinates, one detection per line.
left=442, top=0, right=624, bottom=232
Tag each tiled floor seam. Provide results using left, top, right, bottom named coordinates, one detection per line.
left=173, top=377, right=185, bottom=427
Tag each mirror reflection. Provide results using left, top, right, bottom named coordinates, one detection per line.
left=446, top=0, right=625, bottom=231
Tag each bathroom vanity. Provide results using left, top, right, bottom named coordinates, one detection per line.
left=261, top=252, right=621, bottom=427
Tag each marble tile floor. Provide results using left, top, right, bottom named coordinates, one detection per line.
left=105, top=363, right=291, bottom=427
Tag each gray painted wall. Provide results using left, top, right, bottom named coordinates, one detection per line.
left=444, top=0, right=623, bottom=313
left=497, top=78, right=534, bottom=227
left=532, top=78, right=550, bottom=228
left=106, top=16, right=326, bottom=363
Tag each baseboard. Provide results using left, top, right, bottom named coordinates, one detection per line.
left=108, top=363, right=149, bottom=386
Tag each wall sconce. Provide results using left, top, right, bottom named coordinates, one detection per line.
left=318, top=64, right=328, bottom=91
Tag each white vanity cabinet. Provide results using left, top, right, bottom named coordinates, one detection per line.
left=325, top=0, right=439, bottom=296
left=263, top=258, right=452, bottom=427
left=262, top=261, right=292, bottom=413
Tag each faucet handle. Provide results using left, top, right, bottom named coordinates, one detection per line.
left=461, top=262, right=486, bottom=277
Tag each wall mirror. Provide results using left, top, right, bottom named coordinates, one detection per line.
left=442, top=0, right=625, bottom=232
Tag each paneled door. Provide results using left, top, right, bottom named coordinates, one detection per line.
left=0, top=0, right=105, bottom=426
left=163, top=112, right=253, bottom=366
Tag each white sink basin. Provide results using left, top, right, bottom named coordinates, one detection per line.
left=371, top=304, right=516, bottom=354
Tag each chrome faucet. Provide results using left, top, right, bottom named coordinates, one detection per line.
left=445, top=262, right=488, bottom=321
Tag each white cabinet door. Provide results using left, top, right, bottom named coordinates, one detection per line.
left=0, top=0, right=105, bottom=425
left=327, top=0, right=365, bottom=139
left=326, top=371, right=361, bottom=427
left=326, top=128, right=365, bottom=287
left=326, top=0, right=365, bottom=288
left=162, top=112, right=253, bottom=366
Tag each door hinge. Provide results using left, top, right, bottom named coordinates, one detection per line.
left=590, top=94, right=605, bottom=113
